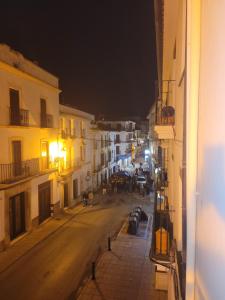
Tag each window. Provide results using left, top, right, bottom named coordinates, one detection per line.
left=41, top=141, right=49, bottom=170
left=10, top=88, right=20, bottom=125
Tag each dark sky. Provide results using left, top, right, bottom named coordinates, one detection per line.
left=0, top=0, right=156, bottom=118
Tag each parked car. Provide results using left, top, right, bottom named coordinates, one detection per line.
left=136, top=175, right=146, bottom=186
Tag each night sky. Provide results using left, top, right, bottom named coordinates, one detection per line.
left=0, top=1, right=156, bottom=118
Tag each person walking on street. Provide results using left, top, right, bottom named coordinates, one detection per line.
left=83, top=192, right=88, bottom=206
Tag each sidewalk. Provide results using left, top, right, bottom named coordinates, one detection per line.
left=0, top=203, right=85, bottom=274
left=76, top=206, right=167, bottom=300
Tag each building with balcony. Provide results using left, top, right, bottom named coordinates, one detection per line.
left=149, top=1, right=225, bottom=299
left=97, top=120, right=136, bottom=170
left=0, top=44, right=61, bottom=249
left=59, top=104, right=94, bottom=206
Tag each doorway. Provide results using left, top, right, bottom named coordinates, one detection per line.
left=64, top=183, right=69, bottom=207
left=9, top=192, right=26, bottom=240
left=38, top=181, right=51, bottom=224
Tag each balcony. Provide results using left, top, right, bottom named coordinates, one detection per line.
left=40, top=113, right=53, bottom=128
left=154, top=105, right=175, bottom=139
left=150, top=191, right=173, bottom=261
left=9, top=108, right=29, bottom=126
left=70, top=129, right=77, bottom=139
left=60, top=158, right=82, bottom=173
left=0, top=158, right=39, bottom=184
left=61, top=129, right=68, bottom=139
left=46, top=114, right=53, bottom=128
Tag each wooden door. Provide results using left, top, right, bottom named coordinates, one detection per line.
left=38, top=181, right=51, bottom=224
left=73, top=179, right=78, bottom=199
left=64, top=183, right=69, bottom=207
left=12, top=141, right=22, bottom=177
left=9, top=192, right=25, bottom=240
left=10, top=89, right=20, bottom=125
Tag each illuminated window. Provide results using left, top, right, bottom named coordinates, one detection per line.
left=41, top=141, right=49, bottom=170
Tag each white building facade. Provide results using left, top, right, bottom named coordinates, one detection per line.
left=58, top=104, right=94, bottom=207
left=150, top=1, right=225, bottom=299
left=0, top=44, right=60, bottom=249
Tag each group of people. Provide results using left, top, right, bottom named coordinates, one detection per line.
left=82, top=165, right=153, bottom=206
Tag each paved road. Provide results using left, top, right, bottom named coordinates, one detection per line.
left=0, top=193, right=149, bottom=300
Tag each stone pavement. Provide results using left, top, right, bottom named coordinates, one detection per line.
left=0, top=202, right=86, bottom=274
left=76, top=207, right=167, bottom=300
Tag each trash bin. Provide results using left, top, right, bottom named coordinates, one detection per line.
left=130, top=212, right=140, bottom=223
left=133, top=208, right=142, bottom=221
left=128, top=216, right=138, bottom=234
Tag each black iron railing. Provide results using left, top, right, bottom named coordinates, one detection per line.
left=0, top=158, right=39, bottom=183
left=40, top=113, right=53, bottom=128
left=155, top=101, right=175, bottom=125
left=151, top=191, right=173, bottom=260
left=9, top=108, right=29, bottom=126
left=46, top=114, right=53, bottom=128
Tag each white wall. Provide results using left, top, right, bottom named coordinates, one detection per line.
left=195, top=1, right=225, bottom=299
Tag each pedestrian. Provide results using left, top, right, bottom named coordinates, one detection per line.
left=82, top=192, right=88, bottom=206
left=102, top=185, right=107, bottom=195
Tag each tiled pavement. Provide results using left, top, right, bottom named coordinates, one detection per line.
left=76, top=211, right=167, bottom=300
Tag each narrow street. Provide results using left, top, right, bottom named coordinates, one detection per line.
left=0, top=193, right=152, bottom=300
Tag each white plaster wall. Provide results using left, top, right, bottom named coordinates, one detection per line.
left=195, top=1, right=225, bottom=299
left=0, top=68, right=59, bottom=127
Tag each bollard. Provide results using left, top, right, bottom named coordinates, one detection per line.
left=92, top=262, right=96, bottom=280
left=108, top=237, right=111, bottom=251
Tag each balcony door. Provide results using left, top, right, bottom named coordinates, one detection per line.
left=73, top=179, right=78, bottom=199
left=9, top=192, right=26, bottom=240
left=38, top=181, right=51, bottom=224
left=64, top=183, right=69, bottom=207
left=41, top=141, right=49, bottom=170
left=10, top=88, right=20, bottom=125
left=40, top=98, right=47, bottom=127
left=12, top=141, right=22, bottom=177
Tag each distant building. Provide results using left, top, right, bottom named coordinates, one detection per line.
left=97, top=120, right=136, bottom=169
left=58, top=104, right=94, bottom=206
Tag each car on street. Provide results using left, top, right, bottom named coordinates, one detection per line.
left=136, top=175, right=146, bottom=186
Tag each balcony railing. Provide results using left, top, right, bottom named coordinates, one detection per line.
left=9, top=108, right=29, bottom=126
left=40, top=113, right=53, bottom=128
left=0, top=158, right=39, bottom=184
left=0, top=158, right=58, bottom=184
left=61, top=129, right=68, bottom=139
left=70, top=129, right=77, bottom=139
left=155, top=103, right=175, bottom=125
left=60, top=158, right=82, bottom=172
left=46, top=114, right=53, bottom=128
left=150, top=191, right=173, bottom=260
